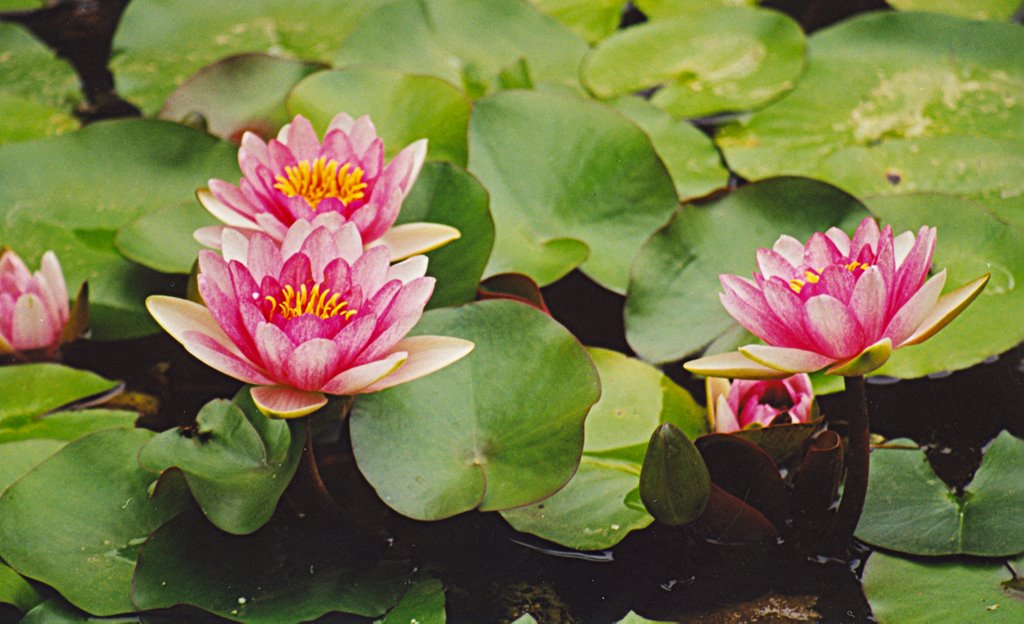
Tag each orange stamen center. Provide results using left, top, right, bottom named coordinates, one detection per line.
left=264, top=283, right=356, bottom=321
left=273, top=157, right=367, bottom=210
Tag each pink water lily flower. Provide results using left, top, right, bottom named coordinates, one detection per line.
left=195, top=112, right=459, bottom=261
left=706, top=374, right=814, bottom=434
left=0, top=248, right=87, bottom=361
left=686, top=217, right=989, bottom=379
left=147, top=221, right=474, bottom=418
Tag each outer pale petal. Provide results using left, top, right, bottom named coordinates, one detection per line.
left=827, top=338, right=892, bottom=376
left=197, top=188, right=257, bottom=229
left=739, top=344, right=835, bottom=374
left=12, top=294, right=53, bottom=350
left=39, top=251, right=69, bottom=320
left=361, top=336, right=475, bottom=392
left=705, top=377, right=731, bottom=429
left=714, top=395, right=740, bottom=434
left=824, top=226, right=851, bottom=257
left=320, top=351, right=407, bottom=394
left=386, top=139, right=428, bottom=193
left=374, top=223, right=461, bottom=261
left=900, top=273, right=989, bottom=347
left=755, top=248, right=797, bottom=281
left=220, top=228, right=251, bottom=265
left=386, top=255, right=429, bottom=285
left=850, top=217, right=880, bottom=257
left=772, top=235, right=805, bottom=267
left=883, top=270, right=946, bottom=346
left=683, top=351, right=794, bottom=380
left=250, top=386, right=328, bottom=419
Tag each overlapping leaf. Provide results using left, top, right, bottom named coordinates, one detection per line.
left=0, top=22, right=78, bottom=145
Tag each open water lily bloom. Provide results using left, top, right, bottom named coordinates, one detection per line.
left=707, top=374, right=815, bottom=434
left=0, top=248, right=86, bottom=361
left=195, top=112, right=459, bottom=261
left=686, top=217, right=989, bottom=379
left=147, top=221, right=474, bottom=418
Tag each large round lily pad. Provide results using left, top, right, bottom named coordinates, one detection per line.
left=468, top=89, right=679, bottom=292
left=530, top=0, right=628, bottom=43
left=863, top=552, right=1024, bottom=623
left=888, top=0, right=1022, bottom=21
left=110, top=0, right=392, bottom=114
left=350, top=300, right=600, bottom=520
left=624, top=177, right=869, bottom=363
left=0, top=119, right=239, bottom=338
left=0, top=429, right=190, bottom=615
left=582, top=6, right=805, bottom=119
left=867, top=193, right=1024, bottom=377
left=0, top=22, right=79, bottom=145
left=330, top=0, right=589, bottom=97
left=856, top=432, right=1024, bottom=556
left=288, top=66, right=472, bottom=166
left=717, top=12, right=1024, bottom=222
left=502, top=348, right=706, bottom=550
left=634, top=1, right=758, bottom=20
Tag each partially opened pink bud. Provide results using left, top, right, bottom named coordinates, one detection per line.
left=147, top=221, right=474, bottom=418
left=686, top=217, right=989, bottom=379
left=707, top=374, right=814, bottom=434
left=0, top=248, right=86, bottom=362
left=195, top=113, right=459, bottom=261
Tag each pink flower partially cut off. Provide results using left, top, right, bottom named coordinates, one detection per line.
left=686, top=217, right=989, bottom=379
left=706, top=374, right=814, bottom=434
left=0, top=248, right=87, bottom=361
left=195, top=112, right=459, bottom=260
left=147, top=221, right=474, bottom=418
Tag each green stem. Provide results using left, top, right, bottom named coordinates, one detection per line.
left=825, top=375, right=870, bottom=556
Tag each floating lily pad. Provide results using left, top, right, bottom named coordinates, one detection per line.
left=717, top=12, right=1024, bottom=219
left=635, top=0, right=758, bottom=19
left=0, top=440, right=63, bottom=495
left=0, top=363, right=119, bottom=422
left=857, top=432, right=1024, bottom=556
left=288, top=66, right=472, bottom=166
left=350, top=300, right=600, bottom=520
left=866, top=193, right=1024, bottom=378
left=0, top=22, right=79, bottom=145
left=615, top=612, right=674, bottom=624
left=0, top=429, right=191, bottom=615
left=862, top=552, right=1024, bottom=623
left=115, top=200, right=211, bottom=275
left=0, top=561, right=40, bottom=613
left=110, top=0, right=392, bottom=114
left=607, top=96, right=729, bottom=201
left=160, top=53, right=326, bottom=142
left=379, top=575, right=446, bottom=624
left=133, top=510, right=409, bottom=622
left=624, top=177, right=869, bottom=363
left=530, top=0, right=628, bottom=43
left=139, top=397, right=304, bottom=535
left=0, top=120, right=239, bottom=338
left=888, top=0, right=1022, bottom=21
left=469, top=90, right=679, bottom=292
left=502, top=348, right=706, bottom=550
left=582, top=6, right=805, bottom=119
left=330, top=0, right=588, bottom=97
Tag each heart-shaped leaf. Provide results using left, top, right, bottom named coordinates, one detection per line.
left=856, top=432, right=1024, bottom=556
left=502, top=348, right=706, bottom=550
left=350, top=300, right=600, bottom=520
left=639, top=423, right=710, bottom=526
left=0, top=429, right=191, bottom=615
left=138, top=396, right=304, bottom=535
left=469, top=90, right=679, bottom=292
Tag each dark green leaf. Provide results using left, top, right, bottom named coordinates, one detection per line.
left=0, top=23, right=78, bottom=145
left=639, top=423, right=710, bottom=526
left=378, top=575, right=446, bottom=624
left=0, top=561, right=41, bottom=613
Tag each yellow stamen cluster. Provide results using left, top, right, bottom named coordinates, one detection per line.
left=265, top=283, right=356, bottom=321
left=788, top=261, right=872, bottom=294
left=273, top=157, right=368, bottom=210
left=844, top=260, right=871, bottom=272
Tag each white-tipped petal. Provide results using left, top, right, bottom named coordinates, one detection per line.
left=197, top=188, right=257, bottom=229
left=900, top=273, right=990, bottom=347
left=376, top=222, right=461, bottom=261
left=250, top=386, right=328, bottom=419
left=386, top=255, right=430, bottom=285
left=684, top=351, right=793, bottom=380
left=739, top=344, right=835, bottom=374
left=361, top=336, right=474, bottom=392
left=321, top=351, right=408, bottom=395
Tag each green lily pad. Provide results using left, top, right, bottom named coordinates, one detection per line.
left=160, top=53, right=326, bottom=142
left=502, top=348, right=706, bottom=550
left=717, top=12, right=1024, bottom=220
left=530, top=0, right=628, bottom=43
left=867, top=193, right=1024, bottom=377
left=888, top=0, right=1022, bottom=21
left=115, top=199, right=210, bottom=275
left=615, top=611, right=674, bottom=624
left=857, top=432, right=1024, bottom=556
left=394, top=161, right=494, bottom=309
left=634, top=0, right=758, bottom=20
left=350, top=300, right=600, bottom=520
left=330, top=0, right=588, bottom=97
left=607, top=96, right=729, bottom=201
left=640, top=423, right=711, bottom=526
left=288, top=66, right=472, bottom=166
left=0, top=363, right=119, bottom=422
left=0, top=119, right=240, bottom=338
left=139, top=397, right=304, bottom=535
left=862, top=552, right=1024, bottom=623
left=0, top=560, right=41, bottom=613
left=624, top=177, right=869, bottom=363
left=468, top=90, right=679, bottom=292
left=0, top=440, right=63, bottom=495
left=378, top=575, right=446, bottom=624
left=110, top=0, right=392, bottom=114
left=132, top=510, right=409, bottom=622
left=0, top=429, right=191, bottom=615
left=0, top=22, right=79, bottom=145
left=582, top=6, right=805, bottom=119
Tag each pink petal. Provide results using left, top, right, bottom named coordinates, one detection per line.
left=848, top=266, right=887, bottom=342
left=245, top=232, right=283, bottom=282
left=357, top=277, right=434, bottom=362
left=890, top=226, right=936, bottom=312
left=386, top=256, right=429, bottom=285
left=803, top=295, right=864, bottom=359
left=772, top=235, right=805, bottom=267
left=739, top=344, right=835, bottom=373
left=756, top=248, right=797, bottom=281
left=39, top=251, right=68, bottom=321
left=893, top=231, right=915, bottom=266
left=198, top=187, right=257, bottom=228
left=197, top=275, right=259, bottom=362
left=883, top=270, right=946, bottom=346
left=194, top=225, right=226, bottom=248
left=803, top=232, right=844, bottom=270
left=350, top=246, right=391, bottom=296
left=298, top=226, right=341, bottom=280
left=816, top=265, right=855, bottom=304
left=255, top=322, right=296, bottom=381
left=333, top=222, right=365, bottom=264
left=285, top=338, right=342, bottom=390
left=900, top=273, right=989, bottom=347
left=850, top=217, right=880, bottom=257
left=239, top=131, right=269, bottom=166
left=250, top=386, right=327, bottom=419
left=284, top=115, right=321, bottom=161
left=333, top=313, right=378, bottom=365
left=220, top=228, right=251, bottom=265
left=320, top=351, right=407, bottom=395
left=12, top=293, right=55, bottom=350
left=824, top=227, right=851, bottom=257
left=385, top=139, right=428, bottom=193
left=280, top=218, right=317, bottom=259
left=361, top=336, right=475, bottom=392
left=326, top=112, right=356, bottom=134
left=827, top=338, right=892, bottom=376
left=714, top=395, right=740, bottom=433
left=375, top=222, right=461, bottom=261
left=347, top=115, right=379, bottom=155
left=183, top=330, right=277, bottom=385
left=720, top=276, right=800, bottom=347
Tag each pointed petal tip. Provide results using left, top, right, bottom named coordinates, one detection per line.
left=826, top=338, right=892, bottom=376
left=684, top=350, right=794, bottom=380
left=899, top=272, right=989, bottom=347
left=250, top=386, right=328, bottom=419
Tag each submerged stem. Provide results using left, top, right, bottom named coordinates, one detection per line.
left=288, top=418, right=341, bottom=516
left=826, top=375, right=870, bottom=557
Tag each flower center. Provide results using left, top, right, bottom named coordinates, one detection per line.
left=788, top=261, right=872, bottom=294
left=759, top=383, right=794, bottom=411
left=273, top=157, right=368, bottom=210
left=264, top=283, right=356, bottom=321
